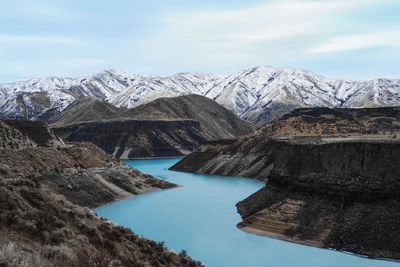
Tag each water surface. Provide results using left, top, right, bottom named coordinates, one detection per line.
left=95, top=158, right=400, bottom=267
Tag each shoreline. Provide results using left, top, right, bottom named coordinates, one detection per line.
left=237, top=224, right=323, bottom=247
left=237, top=224, right=400, bottom=263
left=89, top=157, right=182, bottom=209
left=170, top=167, right=267, bottom=182
left=122, top=156, right=184, bottom=160
left=92, top=183, right=182, bottom=209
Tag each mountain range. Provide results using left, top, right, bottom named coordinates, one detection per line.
left=1, top=66, right=400, bottom=125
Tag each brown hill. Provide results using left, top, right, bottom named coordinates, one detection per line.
left=50, top=97, right=122, bottom=126
left=124, top=94, right=254, bottom=140
left=51, top=95, right=254, bottom=158
left=0, top=120, right=201, bottom=266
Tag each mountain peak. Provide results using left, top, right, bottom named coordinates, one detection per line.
left=102, top=69, right=131, bottom=77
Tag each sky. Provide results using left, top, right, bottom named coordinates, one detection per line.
left=0, top=0, right=399, bottom=82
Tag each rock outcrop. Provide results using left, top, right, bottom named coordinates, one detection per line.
left=236, top=138, right=400, bottom=260
left=0, top=120, right=201, bottom=266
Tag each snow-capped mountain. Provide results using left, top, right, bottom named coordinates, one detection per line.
left=108, top=72, right=224, bottom=109
left=0, top=69, right=139, bottom=121
left=1, top=66, right=400, bottom=125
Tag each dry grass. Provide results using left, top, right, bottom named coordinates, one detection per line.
left=0, top=242, right=45, bottom=267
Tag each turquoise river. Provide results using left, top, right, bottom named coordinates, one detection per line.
left=94, top=158, right=400, bottom=267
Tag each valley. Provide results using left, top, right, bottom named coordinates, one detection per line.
left=95, top=158, right=399, bottom=267
left=3, top=0, right=400, bottom=265
left=2, top=67, right=400, bottom=266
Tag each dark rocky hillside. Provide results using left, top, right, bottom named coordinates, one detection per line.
left=51, top=95, right=254, bottom=158
left=0, top=121, right=37, bottom=149
left=171, top=106, right=400, bottom=260
left=124, top=94, right=254, bottom=140
left=0, top=120, right=63, bottom=149
left=53, top=119, right=206, bottom=158
left=236, top=138, right=400, bottom=260
left=0, top=120, right=202, bottom=266
left=171, top=106, right=400, bottom=179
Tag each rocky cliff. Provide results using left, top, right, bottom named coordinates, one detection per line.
left=170, top=107, right=400, bottom=179
left=171, top=106, right=400, bottom=260
left=0, top=121, right=201, bottom=266
left=236, top=138, right=400, bottom=260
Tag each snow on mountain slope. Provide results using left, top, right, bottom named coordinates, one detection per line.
left=208, top=66, right=400, bottom=125
left=0, top=69, right=139, bottom=120
left=341, top=79, right=400, bottom=107
left=108, top=72, right=223, bottom=109
left=1, top=66, right=400, bottom=125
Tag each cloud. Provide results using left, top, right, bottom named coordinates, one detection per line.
left=0, top=1, right=80, bottom=22
left=1, top=0, right=398, bottom=81
left=0, top=35, right=85, bottom=45
left=310, top=32, right=400, bottom=53
left=165, top=0, right=382, bottom=44
left=141, top=0, right=389, bottom=72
